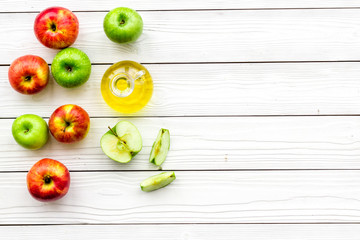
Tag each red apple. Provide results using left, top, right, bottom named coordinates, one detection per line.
left=27, top=158, right=70, bottom=202
left=34, top=7, right=79, bottom=49
left=8, top=55, right=49, bottom=95
left=49, top=104, right=90, bottom=143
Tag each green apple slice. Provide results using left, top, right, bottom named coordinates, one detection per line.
left=100, top=121, right=142, bottom=163
left=149, top=128, right=170, bottom=166
left=100, top=132, right=132, bottom=163
left=140, top=172, right=176, bottom=192
left=115, top=121, right=142, bottom=155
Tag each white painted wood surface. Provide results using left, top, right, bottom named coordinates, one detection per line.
left=1, top=171, right=360, bottom=224
left=0, top=224, right=360, bottom=240
left=4, top=63, right=360, bottom=117
left=1, top=0, right=360, bottom=238
left=1, top=224, right=360, bottom=240
left=2, top=0, right=360, bottom=12
left=1, top=117, right=360, bottom=171
left=2, top=10, right=360, bottom=64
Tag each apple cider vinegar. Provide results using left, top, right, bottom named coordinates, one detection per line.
left=101, top=60, right=153, bottom=113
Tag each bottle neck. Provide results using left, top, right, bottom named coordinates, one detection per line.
left=109, top=70, right=145, bottom=98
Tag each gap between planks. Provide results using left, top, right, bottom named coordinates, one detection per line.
left=3, top=169, right=360, bottom=174
left=4, top=60, right=360, bottom=67
left=3, top=115, right=360, bottom=120
left=3, top=7, right=360, bottom=14
left=3, top=222, right=360, bottom=226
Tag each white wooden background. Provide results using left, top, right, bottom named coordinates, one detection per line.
left=1, top=0, right=360, bottom=239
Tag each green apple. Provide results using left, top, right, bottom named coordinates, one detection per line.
left=100, top=121, right=142, bottom=163
left=149, top=128, right=170, bottom=166
left=140, top=172, right=176, bottom=192
left=51, top=47, right=91, bottom=88
left=103, top=7, right=143, bottom=43
left=12, top=114, right=49, bottom=150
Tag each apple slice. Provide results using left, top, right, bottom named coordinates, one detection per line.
left=149, top=128, right=170, bottom=166
left=100, top=132, right=132, bottom=163
left=140, top=172, right=176, bottom=192
left=115, top=121, right=142, bottom=156
left=100, top=121, right=142, bottom=163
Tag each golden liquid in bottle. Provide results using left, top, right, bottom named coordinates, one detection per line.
left=101, top=61, right=153, bottom=113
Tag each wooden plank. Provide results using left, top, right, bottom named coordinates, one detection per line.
left=2, top=116, right=360, bottom=171
left=2, top=10, right=360, bottom=64
left=3, top=62, right=360, bottom=117
left=2, top=0, right=360, bottom=12
left=1, top=224, right=360, bottom=240
left=1, top=170, right=360, bottom=224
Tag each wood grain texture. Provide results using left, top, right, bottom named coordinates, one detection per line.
left=1, top=116, right=360, bottom=172
left=2, top=0, right=360, bottom=12
left=1, top=170, right=360, bottom=224
left=2, top=10, right=360, bottom=64
left=2, top=0, right=360, bottom=233
left=3, top=62, right=360, bottom=117
left=1, top=224, right=360, bottom=240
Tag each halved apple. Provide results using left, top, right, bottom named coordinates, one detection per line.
left=149, top=128, right=170, bottom=166
left=100, top=121, right=142, bottom=163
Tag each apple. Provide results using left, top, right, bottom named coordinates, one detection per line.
left=140, top=172, right=176, bottom=192
left=48, top=104, right=90, bottom=143
left=8, top=55, right=49, bottom=95
left=12, top=114, right=49, bottom=150
left=51, top=47, right=91, bottom=88
left=149, top=128, right=170, bottom=166
left=27, top=158, right=70, bottom=202
left=103, top=7, right=143, bottom=43
left=100, top=121, right=142, bottom=163
left=34, top=6, right=79, bottom=49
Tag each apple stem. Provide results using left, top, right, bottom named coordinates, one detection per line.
left=108, top=126, right=118, bottom=137
left=44, top=175, right=51, bottom=184
left=50, top=23, right=57, bottom=32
